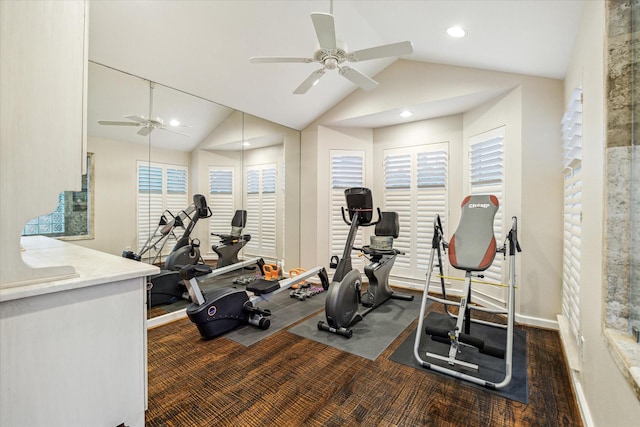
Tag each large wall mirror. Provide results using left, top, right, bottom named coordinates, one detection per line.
left=84, top=62, right=301, bottom=320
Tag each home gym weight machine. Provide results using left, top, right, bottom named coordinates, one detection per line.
left=317, top=187, right=414, bottom=338
left=181, top=263, right=329, bottom=339
left=413, top=194, right=522, bottom=389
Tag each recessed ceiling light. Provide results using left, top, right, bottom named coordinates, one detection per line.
left=400, top=110, right=413, bottom=118
left=169, top=119, right=181, bottom=127
left=446, top=26, right=467, bottom=38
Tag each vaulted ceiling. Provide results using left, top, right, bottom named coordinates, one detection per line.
left=88, top=0, right=585, bottom=133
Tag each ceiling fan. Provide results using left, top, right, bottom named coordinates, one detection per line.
left=250, top=10, right=413, bottom=94
left=98, top=115, right=190, bottom=137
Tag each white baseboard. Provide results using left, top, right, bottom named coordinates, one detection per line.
left=557, top=315, right=593, bottom=427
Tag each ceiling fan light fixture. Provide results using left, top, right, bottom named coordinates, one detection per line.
left=400, top=110, right=413, bottom=118
left=242, top=141, right=251, bottom=147
left=169, top=119, right=181, bottom=127
left=446, top=26, right=467, bottom=38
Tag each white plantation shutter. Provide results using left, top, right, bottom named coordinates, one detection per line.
left=561, top=88, right=583, bottom=344
left=208, top=167, right=234, bottom=251
left=245, top=168, right=261, bottom=255
left=383, top=144, right=448, bottom=279
left=137, top=161, right=188, bottom=261
left=244, top=164, right=277, bottom=259
left=384, top=153, right=412, bottom=272
left=165, top=167, right=188, bottom=251
left=416, top=150, right=448, bottom=273
left=563, top=167, right=582, bottom=340
left=330, top=151, right=365, bottom=271
left=469, top=128, right=505, bottom=285
left=261, top=168, right=277, bottom=255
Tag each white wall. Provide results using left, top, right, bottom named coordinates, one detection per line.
left=562, top=1, right=640, bottom=425
left=463, top=77, right=565, bottom=328
left=74, top=136, right=190, bottom=256
left=301, top=59, right=564, bottom=328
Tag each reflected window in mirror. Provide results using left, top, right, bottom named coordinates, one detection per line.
left=22, top=153, right=95, bottom=240
left=244, top=164, right=277, bottom=259
left=208, top=167, right=235, bottom=238
left=136, top=161, right=189, bottom=263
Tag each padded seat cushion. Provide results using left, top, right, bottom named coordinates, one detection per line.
left=246, top=278, right=280, bottom=295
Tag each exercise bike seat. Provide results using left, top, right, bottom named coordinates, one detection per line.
left=212, top=210, right=251, bottom=244
left=448, top=195, right=498, bottom=272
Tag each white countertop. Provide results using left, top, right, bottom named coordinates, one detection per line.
left=0, top=236, right=160, bottom=303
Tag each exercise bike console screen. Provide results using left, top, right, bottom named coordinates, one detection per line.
left=344, top=187, right=374, bottom=224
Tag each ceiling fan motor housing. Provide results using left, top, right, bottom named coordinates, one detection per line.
left=314, top=40, right=348, bottom=69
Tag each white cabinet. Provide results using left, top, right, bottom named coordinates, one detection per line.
left=0, top=0, right=89, bottom=287
left=0, top=237, right=159, bottom=427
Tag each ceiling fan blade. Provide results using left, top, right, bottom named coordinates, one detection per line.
left=250, top=56, right=314, bottom=64
left=159, top=127, right=190, bottom=137
left=293, top=69, right=326, bottom=94
left=339, top=66, right=378, bottom=91
left=348, top=41, right=414, bottom=62
left=98, top=120, right=141, bottom=126
left=124, top=115, right=149, bottom=124
left=137, top=126, right=152, bottom=136
left=311, top=12, right=336, bottom=50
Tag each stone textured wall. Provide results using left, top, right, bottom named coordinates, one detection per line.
left=605, top=0, right=639, bottom=331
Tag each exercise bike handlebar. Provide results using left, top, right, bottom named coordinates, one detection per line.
left=341, top=206, right=382, bottom=227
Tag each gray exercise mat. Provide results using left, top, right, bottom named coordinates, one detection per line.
left=225, top=287, right=326, bottom=347
left=389, top=311, right=528, bottom=404
left=288, top=296, right=423, bottom=361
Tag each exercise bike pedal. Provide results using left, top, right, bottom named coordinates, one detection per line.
left=360, top=292, right=375, bottom=308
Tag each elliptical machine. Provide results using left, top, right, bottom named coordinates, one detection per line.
left=318, top=187, right=414, bottom=338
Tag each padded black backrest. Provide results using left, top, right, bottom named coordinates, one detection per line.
left=344, top=187, right=374, bottom=224
left=448, top=195, right=498, bottom=272
left=231, top=210, right=247, bottom=228
left=375, top=211, right=399, bottom=238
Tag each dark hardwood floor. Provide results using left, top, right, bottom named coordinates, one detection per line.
left=146, top=296, right=582, bottom=426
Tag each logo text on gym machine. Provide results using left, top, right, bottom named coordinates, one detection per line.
left=469, top=203, right=490, bottom=209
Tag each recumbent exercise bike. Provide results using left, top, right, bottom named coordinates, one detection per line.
left=318, top=187, right=414, bottom=338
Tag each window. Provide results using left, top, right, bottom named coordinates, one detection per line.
left=561, top=88, right=583, bottom=346
left=469, top=127, right=505, bottom=286
left=383, top=143, right=448, bottom=279
left=137, top=161, right=188, bottom=260
left=208, top=167, right=234, bottom=251
left=244, top=164, right=277, bottom=259
left=330, top=151, right=365, bottom=270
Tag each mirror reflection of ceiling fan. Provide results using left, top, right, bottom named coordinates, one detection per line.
left=98, top=115, right=191, bottom=137
left=250, top=6, right=413, bottom=94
